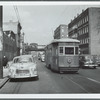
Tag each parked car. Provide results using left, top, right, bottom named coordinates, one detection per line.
left=41, top=54, right=45, bottom=62
left=96, top=56, right=100, bottom=66
left=8, top=55, right=39, bottom=80
left=79, top=55, right=98, bottom=69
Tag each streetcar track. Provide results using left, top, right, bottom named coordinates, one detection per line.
left=59, top=74, right=89, bottom=93
left=58, top=72, right=100, bottom=93
left=65, top=77, right=89, bottom=93
left=42, top=62, right=90, bottom=93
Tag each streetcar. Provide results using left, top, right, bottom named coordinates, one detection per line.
left=45, top=38, right=80, bottom=73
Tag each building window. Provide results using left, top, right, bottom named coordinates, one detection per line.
left=79, top=30, right=80, bottom=35
left=87, top=26, right=89, bottom=32
left=83, top=39, right=84, bottom=44
left=85, top=27, right=86, bottom=33
left=87, top=38, right=89, bottom=43
left=86, top=15, right=89, bottom=22
left=86, top=26, right=89, bottom=33
left=85, top=16, right=87, bottom=23
left=80, top=40, right=82, bottom=44
left=82, top=28, right=83, bottom=34
left=80, top=30, right=81, bottom=35
left=83, top=17, right=85, bottom=23
left=85, top=38, right=86, bottom=44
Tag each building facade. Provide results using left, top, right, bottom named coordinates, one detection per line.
left=3, top=31, right=17, bottom=60
left=68, top=7, right=100, bottom=55
left=3, top=20, right=22, bottom=56
left=54, top=24, right=68, bottom=39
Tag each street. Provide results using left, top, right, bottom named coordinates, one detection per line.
left=0, top=60, right=100, bottom=94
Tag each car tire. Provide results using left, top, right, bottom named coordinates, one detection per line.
left=35, top=76, right=39, bottom=80
left=10, top=78, right=15, bottom=82
left=82, top=66, right=84, bottom=69
left=93, top=66, right=96, bottom=69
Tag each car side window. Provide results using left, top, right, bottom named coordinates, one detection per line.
left=14, top=58, right=19, bottom=63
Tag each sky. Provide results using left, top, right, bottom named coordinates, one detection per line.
left=3, top=3, right=100, bottom=45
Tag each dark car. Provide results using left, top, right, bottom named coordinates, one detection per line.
left=79, top=55, right=98, bottom=69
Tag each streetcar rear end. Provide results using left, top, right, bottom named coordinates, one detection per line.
left=58, top=42, right=79, bottom=73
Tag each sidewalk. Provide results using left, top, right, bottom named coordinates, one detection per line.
left=0, top=67, right=9, bottom=88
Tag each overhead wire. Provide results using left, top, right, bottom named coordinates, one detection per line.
left=13, top=6, right=29, bottom=43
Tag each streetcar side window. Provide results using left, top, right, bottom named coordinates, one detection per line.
left=75, top=47, right=79, bottom=54
left=65, top=47, right=74, bottom=55
left=59, top=47, right=63, bottom=54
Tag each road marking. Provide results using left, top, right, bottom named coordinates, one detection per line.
left=87, top=77, right=100, bottom=84
left=65, top=76, right=89, bottom=93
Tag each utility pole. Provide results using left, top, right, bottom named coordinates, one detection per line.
left=0, top=6, right=3, bottom=79
left=22, top=32, right=24, bottom=54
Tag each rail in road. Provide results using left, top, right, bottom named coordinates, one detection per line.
left=0, top=60, right=100, bottom=93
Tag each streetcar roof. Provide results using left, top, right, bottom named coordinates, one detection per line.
left=45, top=38, right=80, bottom=48
left=51, top=38, right=80, bottom=43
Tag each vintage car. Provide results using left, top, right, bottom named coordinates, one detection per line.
left=96, top=56, right=100, bottom=66
left=79, top=55, right=98, bottom=69
left=41, top=54, right=45, bottom=62
left=8, top=55, right=38, bottom=79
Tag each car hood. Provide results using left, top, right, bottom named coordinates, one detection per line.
left=11, top=63, right=36, bottom=69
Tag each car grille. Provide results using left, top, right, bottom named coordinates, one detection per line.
left=16, top=69, right=29, bottom=74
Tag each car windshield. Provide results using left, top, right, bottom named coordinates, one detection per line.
left=14, top=57, right=32, bottom=63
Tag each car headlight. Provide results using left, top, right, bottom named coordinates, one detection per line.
left=30, top=67, right=37, bottom=75
left=84, top=62, right=89, bottom=64
left=31, top=67, right=36, bottom=71
left=9, top=69, right=14, bottom=74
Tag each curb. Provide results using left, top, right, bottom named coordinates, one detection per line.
left=0, top=77, right=9, bottom=88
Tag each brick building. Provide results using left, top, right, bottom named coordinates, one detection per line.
left=3, top=31, right=17, bottom=60
left=54, top=24, right=68, bottom=39
left=3, top=20, right=22, bottom=56
left=68, top=7, right=100, bottom=55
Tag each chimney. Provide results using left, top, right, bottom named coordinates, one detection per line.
left=82, top=9, right=84, bottom=12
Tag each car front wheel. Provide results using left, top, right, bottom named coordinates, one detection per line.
left=93, top=66, right=96, bottom=69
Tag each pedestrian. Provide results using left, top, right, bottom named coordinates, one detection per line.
left=3, top=56, right=8, bottom=68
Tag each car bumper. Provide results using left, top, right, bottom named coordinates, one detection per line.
left=9, top=73, right=38, bottom=79
left=84, top=64, right=98, bottom=67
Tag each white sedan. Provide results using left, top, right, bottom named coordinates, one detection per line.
left=8, top=55, right=38, bottom=79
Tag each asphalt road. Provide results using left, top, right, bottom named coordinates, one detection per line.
left=0, top=60, right=100, bottom=94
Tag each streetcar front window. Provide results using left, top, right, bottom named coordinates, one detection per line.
left=75, top=47, right=79, bottom=54
left=65, top=47, right=74, bottom=55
